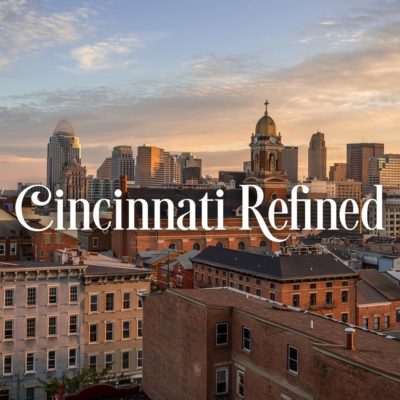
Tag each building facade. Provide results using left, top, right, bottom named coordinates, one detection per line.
left=329, top=162, right=347, bottom=181
left=111, top=146, right=135, bottom=181
left=308, top=131, right=327, bottom=180
left=282, top=146, right=298, bottom=183
left=368, top=154, right=400, bottom=192
left=135, top=145, right=165, bottom=187
left=97, top=157, right=112, bottom=180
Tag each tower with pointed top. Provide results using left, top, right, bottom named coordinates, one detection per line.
left=244, top=100, right=288, bottom=200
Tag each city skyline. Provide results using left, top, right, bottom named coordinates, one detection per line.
left=1, top=0, right=400, bottom=187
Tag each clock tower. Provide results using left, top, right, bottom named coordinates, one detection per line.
left=244, top=100, right=288, bottom=201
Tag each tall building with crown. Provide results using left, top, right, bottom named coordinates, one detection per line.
left=244, top=100, right=288, bottom=200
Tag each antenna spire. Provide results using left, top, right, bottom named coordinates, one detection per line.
left=264, top=99, right=269, bottom=116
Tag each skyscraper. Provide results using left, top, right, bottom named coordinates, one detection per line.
left=47, top=119, right=82, bottom=194
left=346, top=143, right=384, bottom=191
left=97, top=157, right=112, bottom=179
left=180, top=152, right=202, bottom=183
left=329, top=163, right=347, bottom=181
left=282, top=146, right=298, bottom=183
left=135, top=145, right=165, bottom=186
left=164, top=153, right=181, bottom=184
left=308, top=131, right=327, bottom=180
left=111, top=145, right=135, bottom=181
left=368, top=154, right=400, bottom=191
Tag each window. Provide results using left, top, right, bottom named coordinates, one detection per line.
left=270, top=292, right=275, bottom=301
left=105, top=322, right=114, bottom=341
left=123, top=292, right=131, bottom=309
left=92, top=237, right=98, bottom=248
left=397, top=310, right=400, bottom=323
left=89, top=355, right=97, bottom=371
left=236, top=369, right=244, bottom=398
left=292, top=294, right=300, bottom=307
left=256, top=288, right=261, bottom=296
left=105, top=353, right=113, bottom=370
left=137, top=319, right=143, bottom=338
left=309, top=293, right=317, bottom=306
left=105, top=293, right=114, bottom=311
left=26, top=353, right=35, bottom=373
left=90, top=294, right=98, bottom=312
left=384, top=315, right=390, bottom=329
left=239, top=284, right=244, bottom=291
left=4, top=320, right=13, bottom=340
left=4, top=289, right=14, bottom=307
left=288, top=345, right=298, bottom=374
left=238, top=241, right=245, bottom=250
left=69, top=315, right=78, bottom=334
left=293, top=284, right=300, bottom=290
left=89, top=324, right=98, bottom=343
left=245, top=286, right=250, bottom=293
left=48, top=316, right=57, bottom=336
left=3, top=355, right=12, bottom=375
left=270, top=283, right=275, bottom=289
left=26, top=318, right=36, bottom=338
left=326, top=282, right=333, bottom=288
left=310, top=283, right=316, bottom=289
left=123, top=321, right=130, bottom=339
left=47, top=351, right=56, bottom=370
left=341, top=313, right=348, bottom=323
left=374, top=316, right=380, bottom=330
left=242, top=326, right=251, bottom=352
left=137, top=349, right=143, bottom=369
left=216, top=367, right=229, bottom=395
left=68, top=348, right=77, bottom=368
left=342, top=281, right=348, bottom=287
left=0, top=243, right=5, bottom=256
left=341, top=290, right=348, bottom=304
left=27, top=287, right=37, bottom=306
left=362, top=317, right=369, bottom=329
left=137, top=293, right=143, bottom=309
left=216, top=323, right=228, bottom=345
left=48, top=287, right=58, bottom=304
left=25, top=388, right=34, bottom=400
left=69, top=286, right=78, bottom=303
left=325, top=292, right=333, bottom=305
left=122, top=351, right=130, bottom=370
left=193, top=243, right=200, bottom=250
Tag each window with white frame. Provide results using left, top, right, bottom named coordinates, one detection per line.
left=122, top=351, right=130, bottom=370
left=26, top=318, right=36, bottom=338
left=137, top=292, right=143, bottom=309
left=25, top=387, right=35, bottom=400
left=242, top=326, right=251, bottom=352
left=92, top=237, right=99, bottom=248
left=90, top=294, right=98, bottom=312
left=176, top=275, right=183, bottom=287
left=104, top=353, right=113, bottom=370
left=26, top=353, right=35, bottom=373
left=122, top=320, right=130, bottom=339
left=68, top=348, right=77, bottom=368
left=4, top=320, right=13, bottom=340
left=48, top=316, right=57, bottom=336
left=137, top=319, right=143, bottom=338
left=27, top=287, right=37, bottom=306
left=105, top=293, right=114, bottom=311
left=4, top=288, right=14, bottom=307
left=123, top=292, right=131, bottom=309
left=69, top=315, right=78, bottom=334
left=88, top=354, right=97, bottom=371
left=216, top=323, right=229, bottom=345
left=69, top=285, right=79, bottom=303
left=105, top=322, right=114, bottom=341
left=48, top=287, right=58, bottom=304
left=236, top=368, right=244, bottom=398
left=0, top=243, right=5, bottom=256
left=47, top=351, right=56, bottom=370
left=89, top=324, right=98, bottom=343
left=137, top=349, right=143, bottom=369
left=9, top=243, right=17, bottom=256
left=3, top=355, right=12, bottom=375
left=216, top=367, right=229, bottom=395
left=288, top=345, right=298, bottom=374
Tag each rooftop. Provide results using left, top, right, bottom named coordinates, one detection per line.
left=359, top=269, right=400, bottom=301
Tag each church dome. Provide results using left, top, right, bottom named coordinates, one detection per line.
left=53, top=119, right=75, bottom=137
left=255, top=100, right=276, bottom=136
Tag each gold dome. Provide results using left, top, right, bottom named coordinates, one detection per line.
left=255, top=100, right=276, bottom=136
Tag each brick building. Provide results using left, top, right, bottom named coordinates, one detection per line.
left=78, top=219, right=112, bottom=252
left=192, top=246, right=358, bottom=323
left=357, top=269, right=400, bottom=332
left=143, top=288, right=400, bottom=400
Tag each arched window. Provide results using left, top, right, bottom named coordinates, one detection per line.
left=168, top=243, right=176, bottom=250
left=216, top=242, right=224, bottom=248
left=193, top=243, right=200, bottom=251
left=259, top=240, right=266, bottom=247
left=269, top=153, right=276, bottom=172
left=238, top=241, right=245, bottom=250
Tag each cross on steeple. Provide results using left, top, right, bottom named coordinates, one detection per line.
left=264, top=99, right=269, bottom=116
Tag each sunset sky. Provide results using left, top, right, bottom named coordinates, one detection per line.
left=1, top=0, right=400, bottom=188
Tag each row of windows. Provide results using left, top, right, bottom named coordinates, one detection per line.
left=3, top=315, right=79, bottom=340
left=2, top=285, right=79, bottom=308
left=2, top=348, right=79, bottom=376
left=89, top=291, right=143, bottom=313
left=89, top=319, right=142, bottom=343
left=0, top=242, right=17, bottom=257
left=362, top=315, right=393, bottom=330
left=88, top=349, right=143, bottom=371
left=214, top=346, right=298, bottom=397
left=293, top=290, right=349, bottom=307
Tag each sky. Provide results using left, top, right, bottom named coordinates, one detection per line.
left=1, top=0, right=400, bottom=188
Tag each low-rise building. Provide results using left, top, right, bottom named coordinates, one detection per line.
left=143, top=287, right=400, bottom=400
left=192, top=246, right=358, bottom=323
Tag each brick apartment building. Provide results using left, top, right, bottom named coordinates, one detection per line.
left=357, top=269, right=400, bottom=332
left=78, top=219, right=112, bottom=252
left=192, top=246, right=358, bottom=323
left=143, top=288, right=400, bottom=400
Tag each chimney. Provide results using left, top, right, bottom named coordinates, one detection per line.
left=345, top=327, right=355, bottom=351
left=120, top=174, right=128, bottom=194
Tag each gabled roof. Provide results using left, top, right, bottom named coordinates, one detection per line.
left=191, top=246, right=357, bottom=280
left=359, top=269, right=400, bottom=301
